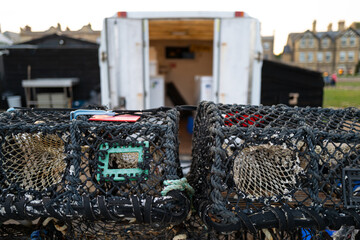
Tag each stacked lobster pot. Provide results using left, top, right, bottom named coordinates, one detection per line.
left=0, top=107, right=191, bottom=239
left=188, top=101, right=360, bottom=239
left=0, top=109, right=73, bottom=239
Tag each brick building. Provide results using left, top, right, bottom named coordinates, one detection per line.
left=282, top=20, right=360, bottom=75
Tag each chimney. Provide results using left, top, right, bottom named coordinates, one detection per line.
left=22, top=25, right=31, bottom=32
left=338, top=21, right=345, bottom=31
left=327, top=23, right=333, bottom=31
left=312, top=20, right=317, bottom=33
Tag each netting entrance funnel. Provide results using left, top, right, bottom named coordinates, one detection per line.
left=0, top=107, right=190, bottom=239
left=188, top=101, right=360, bottom=236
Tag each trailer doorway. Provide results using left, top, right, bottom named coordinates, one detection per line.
left=148, top=19, right=214, bottom=107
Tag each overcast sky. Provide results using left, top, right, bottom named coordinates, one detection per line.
left=0, top=0, right=359, bottom=54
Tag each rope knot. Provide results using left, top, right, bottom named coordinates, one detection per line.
left=161, top=177, right=195, bottom=198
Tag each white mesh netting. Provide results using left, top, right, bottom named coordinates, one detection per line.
left=229, top=143, right=304, bottom=199
left=109, top=152, right=139, bottom=169
left=2, top=133, right=67, bottom=191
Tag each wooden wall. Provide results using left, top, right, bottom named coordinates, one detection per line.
left=149, top=20, right=213, bottom=41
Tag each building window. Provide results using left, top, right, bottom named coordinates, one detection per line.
left=300, top=39, right=306, bottom=48
left=350, top=36, right=356, bottom=46
left=317, top=52, right=323, bottom=62
left=322, top=38, right=329, bottom=48
left=299, top=52, right=306, bottom=62
left=340, top=51, right=346, bottom=62
left=263, top=42, right=270, bottom=50
left=307, top=52, right=314, bottom=62
left=326, top=52, right=332, bottom=62
left=308, top=38, right=314, bottom=48
left=348, top=51, right=355, bottom=62
left=341, top=36, right=347, bottom=47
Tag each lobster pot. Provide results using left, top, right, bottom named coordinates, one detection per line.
left=69, top=219, right=178, bottom=240
left=188, top=101, right=360, bottom=235
left=0, top=109, right=72, bottom=238
left=67, top=107, right=190, bottom=238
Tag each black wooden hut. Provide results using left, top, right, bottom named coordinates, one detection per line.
left=0, top=34, right=100, bottom=109
left=261, top=59, right=324, bottom=107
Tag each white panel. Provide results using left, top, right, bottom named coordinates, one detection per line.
left=103, top=18, right=144, bottom=110
left=99, top=19, right=110, bottom=107
left=218, top=18, right=252, bottom=105
left=250, top=20, right=263, bottom=105
left=103, top=18, right=120, bottom=108
left=212, top=19, right=220, bottom=103
left=143, top=19, right=150, bottom=109
left=149, top=76, right=165, bottom=108
left=118, top=19, right=144, bottom=110
left=195, top=76, right=213, bottom=104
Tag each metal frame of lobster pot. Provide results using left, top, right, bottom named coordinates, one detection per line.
left=188, top=101, right=360, bottom=236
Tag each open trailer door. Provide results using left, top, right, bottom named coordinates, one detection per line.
left=100, top=16, right=149, bottom=109
left=213, top=16, right=262, bottom=105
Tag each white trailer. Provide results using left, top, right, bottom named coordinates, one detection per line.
left=99, top=11, right=263, bottom=109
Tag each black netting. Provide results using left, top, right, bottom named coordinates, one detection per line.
left=2, top=103, right=360, bottom=239
left=0, top=107, right=190, bottom=239
left=188, top=101, right=360, bottom=237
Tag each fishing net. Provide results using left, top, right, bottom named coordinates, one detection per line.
left=188, top=101, right=360, bottom=238
left=0, top=107, right=190, bottom=239
left=0, top=109, right=72, bottom=239
left=230, top=143, right=301, bottom=199
left=69, top=219, right=179, bottom=239
left=183, top=214, right=309, bottom=240
left=2, top=133, right=67, bottom=191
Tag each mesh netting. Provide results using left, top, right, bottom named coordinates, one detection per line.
left=2, top=133, right=67, bottom=191
left=68, top=219, right=179, bottom=239
left=0, top=109, right=72, bottom=197
left=3, top=103, right=360, bottom=239
left=109, top=152, right=139, bottom=169
left=188, top=101, right=360, bottom=236
left=0, top=107, right=190, bottom=239
left=230, top=143, right=302, bottom=199
left=182, top=214, right=314, bottom=240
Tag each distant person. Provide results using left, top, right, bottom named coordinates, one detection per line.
left=323, top=73, right=330, bottom=86
left=331, top=73, right=337, bottom=87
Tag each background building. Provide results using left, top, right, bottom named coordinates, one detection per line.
left=2, top=23, right=274, bottom=58
left=282, top=20, right=360, bottom=75
left=262, top=36, right=275, bottom=60
left=0, top=26, right=13, bottom=46
left=4, top=23, right=101, bottom=44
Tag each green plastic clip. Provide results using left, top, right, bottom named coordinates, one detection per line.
left=97, top=141, right=149, bottom=181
